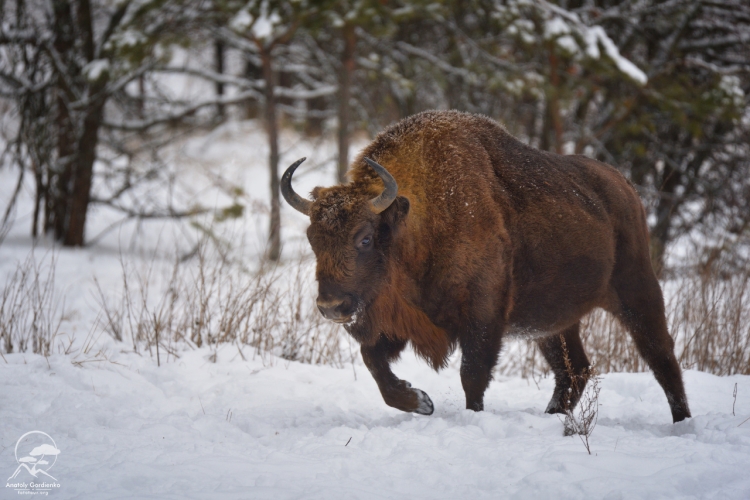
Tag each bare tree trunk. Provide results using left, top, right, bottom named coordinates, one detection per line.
left=137, top=75, right=145, bottom=118
left=245, top=58, right=261, bottom=119
left=650, top=203, right=672, bottom=278
left=49, top=97, right=74, bottom=240
left=49, top=0, right=76, bottom=240
left=44, top=0, right=104, bottom=247
left=305, top=95, right=325, bottom=136
left=262, top=47, right=281, bottom=261
left=32, top=158, right=42, bottom=239
left=64, top=102, right=103, bottom=246
left=60, top=0, right=101, bottom=246
left=277, top=68, right=294, bottom=110
left=547, top=48, right=564, bottom=154
left=337, top=25, right=355, bottom=184
left=215, top=40, right=225, bottom=118
left=650, top=165, right=681, bottom=277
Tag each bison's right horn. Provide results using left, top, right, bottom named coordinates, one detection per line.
left=364, top=157, right=398, bottom=214
left=281, top=157, right=312, bottom=216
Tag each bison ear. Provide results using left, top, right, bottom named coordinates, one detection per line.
left=381, top=196, right=410, bottom=227
left=311, top=187, right=324, bottom=200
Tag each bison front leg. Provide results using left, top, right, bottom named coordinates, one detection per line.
left=459, top=328, right=503, bottom=412
left=361, top=336, right=434, bottom=415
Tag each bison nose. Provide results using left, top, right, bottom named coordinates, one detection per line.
left=316, top=297, right=354, bottom=322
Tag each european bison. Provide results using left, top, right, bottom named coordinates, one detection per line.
left=281, top=110, right=690, bottom=423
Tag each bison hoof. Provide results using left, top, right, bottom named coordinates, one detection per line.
left=671, top=407, right=691, bottom=423
left=544, top=399, right=566, bottom=415
left=413, top=388, right=434, bottom=415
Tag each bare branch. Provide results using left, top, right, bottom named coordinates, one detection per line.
left=102, top=89, right=262, bottom=131
left=96, top=0, right=132, bottom=59
left=680, top=33, right=750, bottom=50
left=85, top=205, right=210, bottom=247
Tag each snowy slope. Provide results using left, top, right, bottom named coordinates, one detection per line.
left=1, top=349, right=749, bottom=499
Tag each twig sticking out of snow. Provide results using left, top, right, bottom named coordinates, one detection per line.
left=559, top=335, right=601, bottom=455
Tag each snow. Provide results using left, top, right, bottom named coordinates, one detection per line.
left=83, top=60, right=109, bottom=82
left=541, top=11, right=648, bottom=85
left=107, top=28, right=146, bottom=50
left=1, top=349, right=749, bottom=499
left=252, top=14, right=280, bottom=41
left=720, top=75, right=745, bottom=107
left=229, top=10, right=254, bottom=33
left=555, top=35, right=579, bottom=55
left=1, top=123, right=749, bottom=499
left=230, top=2, right=281, bottom=41
left=544, top=16, right=579, bottom=55
left=545, top=17, right=571, bottom=39
left=588, top=26, right=648, bottom=85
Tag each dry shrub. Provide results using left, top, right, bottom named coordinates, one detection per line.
left=562, top=374, right=601, bottom=453
left=670, top=266, right=750, bottom=375
left=495, top=338, right=547, bottom=378
left=0, top=249, right=64, bottom=357
left=497, top=265, right=750, bottom=377
left=579, top=311, right=643, bottom=373
left=559, top=335, right=601, bottom=454
left=96, top=244, right=355, bottom=367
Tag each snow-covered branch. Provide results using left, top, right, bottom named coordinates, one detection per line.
left=534, top=0, right=648, bottom=84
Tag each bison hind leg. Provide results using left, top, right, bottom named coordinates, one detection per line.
left=536, top=323, right=591, bottom=415
left=609, top=266, right=691, bottom=423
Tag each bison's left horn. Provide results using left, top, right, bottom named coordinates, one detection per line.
left=364, top=157, right=398, bottom=214
left=281, top=157, right=312, bottom=216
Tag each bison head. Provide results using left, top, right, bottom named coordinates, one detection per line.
left=281, top=157, right=409, bottom=326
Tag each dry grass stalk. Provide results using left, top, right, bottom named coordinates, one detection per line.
left=670, top=266, right=750, bottom=375
left=0, top=249, right=64, bottom=357
left=95, top=242, right=355, bottom=367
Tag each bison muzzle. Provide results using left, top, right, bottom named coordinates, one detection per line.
left=281, top=110, right=691, bottom=423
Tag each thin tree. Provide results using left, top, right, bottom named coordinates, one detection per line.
left=0, top=0, right=220, bottom=246
left=216, top=1, right=331, bottom=260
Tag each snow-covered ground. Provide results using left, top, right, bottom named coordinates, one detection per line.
left=2, top=349, right=749, bottom=499
left=1, top=122, right=750, bottom=499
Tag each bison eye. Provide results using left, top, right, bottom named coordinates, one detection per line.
left=357, top=235, right=373, bottom=250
